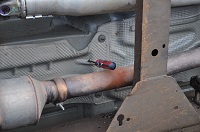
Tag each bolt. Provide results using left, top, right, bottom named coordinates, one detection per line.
left=98, top=35, right=106, bottom=43
left=95, top=92, right=102, bottom=98
left=56, top=102, right=65, bottom=111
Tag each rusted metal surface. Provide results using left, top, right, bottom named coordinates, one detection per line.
left=45, top=46, right=200, bottom=100
left=133, top=0, right=170, bottom=83
left=43, top=46, right=200, bottom=99
left=108, top=0, right=200, bottom=131
left=1, top=0, right=200, bottom=130
left=1, top=46, right=200, bottom=130
left=64, top=66, right=134, bottom=98
left=53, top=79, right=68, bottom=102
left=44, top=81, right=58, bottom=103
left=133, top=0, right=143, bottom=85
left=107, top=76, right=200, bottom=131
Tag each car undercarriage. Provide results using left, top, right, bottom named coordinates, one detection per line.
left=1, top=0, right=200, bottom=131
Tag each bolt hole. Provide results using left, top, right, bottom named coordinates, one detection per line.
left=151, top=49, right=158, bottom=56
left=162, top=44, right=166, bottom=48
left=126, top=118, right=130, bottom=121
left=174, top=106, right=178, bottom=110
left=0, top=5, right=11, bottom=16
left=117, top=114, right=124, bottom=126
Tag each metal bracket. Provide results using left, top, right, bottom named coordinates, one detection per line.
left=108, top=0, right=200, bottom=131
left=108, top=76, right=200, bottom=131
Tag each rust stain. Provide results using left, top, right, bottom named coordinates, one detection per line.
left=64, top=66, right=134, bottom=97
left=53, top=78, right=68, bottom=102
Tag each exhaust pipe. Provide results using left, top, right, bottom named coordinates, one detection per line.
left=1, top=0, right=200, bottom=18
left=1, top=47, right=200, bottom=129
left=0, top=67, right=134, bottom=130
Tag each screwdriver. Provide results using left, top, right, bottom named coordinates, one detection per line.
left=88, top=59, right=116, bottom=70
